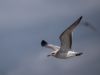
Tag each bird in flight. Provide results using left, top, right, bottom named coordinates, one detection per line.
left=41, top=16, right=83, bottom=59
left=83, top=21, right=97, bottom=31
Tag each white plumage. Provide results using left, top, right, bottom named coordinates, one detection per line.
left=41, top=16, right=83, bottom=59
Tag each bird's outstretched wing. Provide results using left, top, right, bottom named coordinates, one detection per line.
left=41, top=40, right=60, bottom=51
left=59, top=16, right=82, bottom=52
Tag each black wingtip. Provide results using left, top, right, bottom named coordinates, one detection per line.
left=80, top=16, right=83, bottom=19
left=41, top=40, right=48, bottom=47
left=79, top=16, right=83, bottom=20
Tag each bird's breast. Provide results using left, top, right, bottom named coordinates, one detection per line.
left=55, top=52, right=68, bottom=59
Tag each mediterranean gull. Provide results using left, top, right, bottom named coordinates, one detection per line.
left=41, top=16, right=83, bottom=59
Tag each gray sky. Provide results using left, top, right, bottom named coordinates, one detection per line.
left=0, top=0, right=100, bottom=75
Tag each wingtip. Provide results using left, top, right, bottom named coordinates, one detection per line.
left=41, top=40, right=48, bottom=47
left=80, top=16, right=83, bottom=19
left=77, top=16, right=83, bottom=23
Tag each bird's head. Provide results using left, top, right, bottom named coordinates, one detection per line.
left=47, top=52, right=56, bottom=57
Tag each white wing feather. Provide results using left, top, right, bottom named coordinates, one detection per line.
left=59, top=16, right=82, bottom=52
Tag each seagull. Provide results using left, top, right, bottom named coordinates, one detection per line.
left=41, top=16, right=83, bottom=59
left=83, top=21, right=97, bottom=31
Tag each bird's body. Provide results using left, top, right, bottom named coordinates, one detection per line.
left=54, top=51, right=76, bottom=59
left=41, top=16, right=83, bottom=59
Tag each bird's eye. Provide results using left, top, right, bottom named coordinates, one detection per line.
left=52, top=53, right=55, bottom=55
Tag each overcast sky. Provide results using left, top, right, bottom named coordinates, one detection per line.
left=0, top=0, right=100, bottom=75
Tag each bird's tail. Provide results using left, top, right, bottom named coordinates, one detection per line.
left=75, top=52, right=83, bottom=56
left=41, top=40, right=48, bottom=47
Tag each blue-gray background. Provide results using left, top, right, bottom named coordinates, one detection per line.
left=0, top=0, right=100, bottom=75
